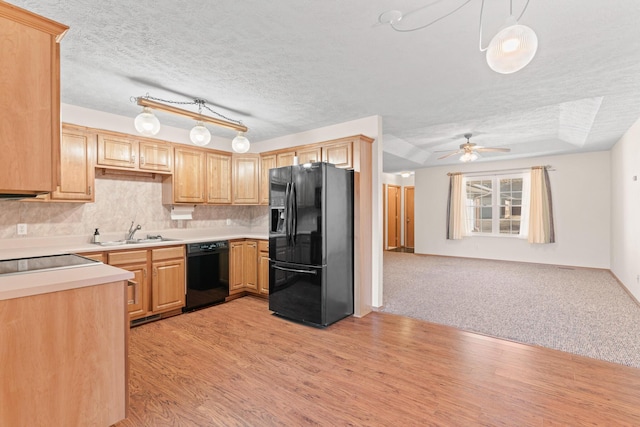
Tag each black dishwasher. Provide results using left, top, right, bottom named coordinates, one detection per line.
left=184, top=240, right=229, bottom=312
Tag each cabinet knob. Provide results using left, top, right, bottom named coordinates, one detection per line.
left=131, top=154, right=136, bottom=164
left=87, top=185, right=92, bottom=195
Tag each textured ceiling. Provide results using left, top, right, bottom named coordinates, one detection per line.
left=9, top=0, right=640, bottom=172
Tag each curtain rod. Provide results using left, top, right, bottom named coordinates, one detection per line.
left=447, top=165, right=554, bottom=177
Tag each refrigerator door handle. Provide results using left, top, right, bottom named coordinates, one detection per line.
left=285, top=182, right=291, bottom=244
left=272, top=264, right=318, bottom=275
left=291, top=181, right=297, bottom=245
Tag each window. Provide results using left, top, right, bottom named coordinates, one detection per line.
left=465, top=174, right=524, bottom=236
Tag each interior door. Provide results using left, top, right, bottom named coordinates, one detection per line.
left=387, top=185, right=401, bottom=249
left=405, top=186, right=415, bottom=248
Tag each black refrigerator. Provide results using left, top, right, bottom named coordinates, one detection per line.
left=269, top=162, right=354, bottom=327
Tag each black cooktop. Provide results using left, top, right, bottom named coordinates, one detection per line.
left=0, top=254, right=101, bottom=276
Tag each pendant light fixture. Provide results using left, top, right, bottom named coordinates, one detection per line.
left=379, top=0, right=537, bottom=74
left=131, top=94, right=250, bottom=151
left=482, top=1, right=538, bottom=74
left=189, top=121, right=211, bottom=146
left=134, top=106, right=161, bottom=136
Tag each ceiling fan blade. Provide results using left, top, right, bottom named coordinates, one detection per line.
left=437, top=150, right=463, bottom=160
left=475, top=147, right=511, bottom=153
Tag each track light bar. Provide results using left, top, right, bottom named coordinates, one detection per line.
left=136, top=97, right=248, bottom=133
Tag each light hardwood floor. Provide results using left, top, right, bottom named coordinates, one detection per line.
left=115, top=297, right=640, bottom=426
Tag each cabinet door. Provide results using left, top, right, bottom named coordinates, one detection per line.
left=258, top=241, right=270, bottom=296
left=276, top=151, right=296, bottom=167
left=297, top=147, right=321, bottom=165
left=232, top=154, right=260, bottom=204
left=126, top=265, right=148, bottom=320
left=260, top=154, right=277, bottom=205
left=151, top=258, right=185, bottom=313
left=207, top=152, right=232, bottom=204
left=244, top=240, right=258, bottom=292
left=322, top=141, right=353, bottom=169
left=174, top=147, right=206, bottom=203
left=229, top=241, right=245, bottom=294
left=0, top=6, right=66, bottom=195
left=51, top=127, right=95, bottom=202
left=139, top=140, right=172, bottom=172
left=97, top=134, right=137, bottom=168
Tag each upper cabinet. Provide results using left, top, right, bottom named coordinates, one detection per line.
left=296, top=146, right=321, bottom=165
left=50, top=125, right=96, bottom=202
left=0, top=3, right=68, bottom=196
left=259, top=154, right=277, bottom=205
left=206, top=151, right=232, bottom=204
left=97, top=132, right=172, bottom=173
left=164, top=146, right=206, bottom=204
left=322, top=140, right=353, bottom=169
left=232, top=154, right=260, bottom=204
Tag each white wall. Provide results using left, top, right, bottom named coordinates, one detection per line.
left=415, top=151, right=611, bottom=268
left=611, top=116, right=640, bottom=301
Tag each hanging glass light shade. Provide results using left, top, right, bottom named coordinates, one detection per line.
left=486, top=20, right=538, bottom=74
left=189, top=121, right=211, bottom=146
left=232, top=132, right=250, bottom=153
left=134, top=107, right=161, bottom=136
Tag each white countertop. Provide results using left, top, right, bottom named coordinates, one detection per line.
left=0, top=229, right=268, bottom=301
left=0, top=229, right=269, bottom=260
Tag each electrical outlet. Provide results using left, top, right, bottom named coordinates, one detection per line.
left=17, top=223, right=27, bottom=235
left=226, top=218, right=231, bottom=226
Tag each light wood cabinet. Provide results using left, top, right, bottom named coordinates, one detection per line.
left=0, top=3, right=68, bottom=196
left=138, top=139, right=173, bottom=172
left=276, top=151, right=296, bottom=167
left=260, top=154, right=277, bottom=205
left=230, top=239, right=258, bottom=295
left=166, top=146, right=206, bottom=204
left=206, top=151, right=232, bottom=204
left=97, top=133, right=172, bottom=173
left=107, top=249, right=150, bottom=321
left=322, top=140, right=353, bottom=169
left=297, top=146, right=321, bottom=164
left=258, top=240, right=270, bottom=296
left=104, top=245, right=185, bottom=321
left=151, top=246, right=185, bottom=314
left=50, top=125, right=96, bottom=202
left=232, top=154, right=260, bottom=204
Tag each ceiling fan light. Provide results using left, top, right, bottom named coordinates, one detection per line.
left=460, top=152, right=478, bottom=162
left=134, top=107, right=161, bottom=136
left=486, top=24, right=538, bottom=74
left=232, top=132, right=250, bottom=153
left=189, top=121, right=211, bottom=146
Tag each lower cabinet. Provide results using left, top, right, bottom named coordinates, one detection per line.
left=100, top=245, right=185, bottom=323
left=151, top=246, right=186, bottom=313
left=258, top=240, right=269, bottom=296
left=230, top=239, right=267, bottom=296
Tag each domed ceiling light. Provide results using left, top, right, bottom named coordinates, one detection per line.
left=379, top=0, right=537, bottom=74
left=131, top=94, right=250, bottom=151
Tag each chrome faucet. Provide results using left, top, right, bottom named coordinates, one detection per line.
left=126, top=221, right=142, bottom=241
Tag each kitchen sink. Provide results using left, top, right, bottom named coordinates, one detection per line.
left=94, top=236, right=181, bottom=246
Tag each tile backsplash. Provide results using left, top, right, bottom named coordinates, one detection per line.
left=0, top=174, right=268, bottom=240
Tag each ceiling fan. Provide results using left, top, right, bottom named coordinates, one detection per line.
left=436, top=133, right=511, bottom=162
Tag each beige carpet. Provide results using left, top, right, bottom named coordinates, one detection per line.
left=380, top=251, right=640, bottom=368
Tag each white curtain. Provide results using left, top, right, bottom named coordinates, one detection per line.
left=446, top=173, right=469, bottom=240
left=528, top=167, right=556, bottom=244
